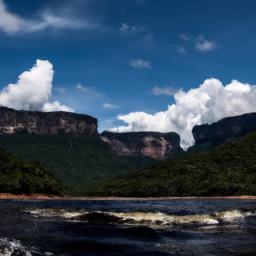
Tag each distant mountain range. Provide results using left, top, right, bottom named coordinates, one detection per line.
left=0, top=106, right=256, bottom=196
left=0, top=107, right=180, bottom=194
left=97, top=127, right=256, bottom=197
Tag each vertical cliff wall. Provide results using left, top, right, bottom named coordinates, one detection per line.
left=0, top=107, right=98, bottom=136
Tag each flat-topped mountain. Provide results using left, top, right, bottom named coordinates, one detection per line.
left=191, top=112, right=256, bottom=150
left=1, top=106, right=256, bottom=196
left=101, top=131, right=183, bottom=160
left=0, top=106, right=98, bottom=136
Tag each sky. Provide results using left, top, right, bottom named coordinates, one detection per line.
left=1, top=0, right=256, bottom=148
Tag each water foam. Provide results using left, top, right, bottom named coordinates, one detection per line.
left=0, top=238, right=53, bottom=256
left=26, top=208, right=256, bottom=227
left=214, top=209, right=253, bottom=222
left=109, top=212, right=219, bottom=226
left=27, top=208, right=87, bottom=219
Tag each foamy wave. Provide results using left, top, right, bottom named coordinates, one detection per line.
left=110, top=209, right=256, bottom=226
left=26, top=208, right=88, bottom=219
left=214, top=209, right=253, bottom=222
left=25, top=208, right=256, bottom=227
left=0, top=238, right=53, bottom=256
left=109, top=212, right=219, bottom=226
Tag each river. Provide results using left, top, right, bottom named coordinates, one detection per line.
left=0, top=199, right=256, bottom=255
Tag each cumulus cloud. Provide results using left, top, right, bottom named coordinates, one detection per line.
left=0, top=0, right=95, bottom=34
left=195, top=36, right=216, bottom=52
left=130, top=58, right=152, bottom=69
left=111, top=79, right=256, bottom=149
left=152, top=86, right=177, bottom=96
left=0, top=59, right=73, bottom=112
left=42, top=101, right=73, bottom=112
left=102, top=102, right=119, bottom=110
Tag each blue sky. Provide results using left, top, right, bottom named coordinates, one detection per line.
left=1, top=0, right=256, bottom=138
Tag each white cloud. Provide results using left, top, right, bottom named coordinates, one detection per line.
left=179, top=34, right=217, bottom=54
left=111, top=78, right=256, bottom=149
left=0, top=0, right=95, bottom=34
left=76, top=84, right=102, bottom=97
left=130, top=58, right=152, bottom=69
left=195, top=36, right=216, bottom=52
left=152, top=86, right=177, bottom=96
left=42, top=101, right=73, bottom=112
left=28, top=12, right=91, bottom=32
left=119, top=23, right=144, bottom=36
left=0, top=59, right=73, bottom=112
left=102, top=102, right=119, bottom=110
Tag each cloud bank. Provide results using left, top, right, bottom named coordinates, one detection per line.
left=0, top=59, right=73, bottom=112
left=0, top=0, right=94, bottom=34
left=111, top=79, right=256, bottom=149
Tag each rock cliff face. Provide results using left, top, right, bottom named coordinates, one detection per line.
left=0, top=106, right=183, bottom=160
left=192, top=112, right=256, bottom=148
left=100, top=131, right=183, bottom=160
left=0, top=107, right=98, bottom=136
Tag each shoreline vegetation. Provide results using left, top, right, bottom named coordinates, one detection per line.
left=0, top=193, right=256, bottom=200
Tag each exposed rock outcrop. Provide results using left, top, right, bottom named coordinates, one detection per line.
left=0, top=106, right=183, bottom=160
left=100, top=131, right=183, bottom=160
left=0, top=106, right=98, bottom=136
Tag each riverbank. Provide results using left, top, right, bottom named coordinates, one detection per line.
left=1, top=193, right=256, bottom=200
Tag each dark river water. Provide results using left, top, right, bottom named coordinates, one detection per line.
left=0, top=199, right=256, bottom=256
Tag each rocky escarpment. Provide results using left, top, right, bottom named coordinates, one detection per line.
left=191, top=112, right=256, bottom=150
left=100, top=131, right=183, bottom=160
left=0, top=106, right=98, bottom=136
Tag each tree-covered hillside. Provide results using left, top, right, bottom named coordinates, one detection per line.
left=0, top=134, right=156, bottom=195
left=0, top=147, right=62, bottom=195
left=95, top=130, right=256, bottom=197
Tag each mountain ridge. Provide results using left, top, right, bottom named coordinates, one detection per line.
left=1, top=106, right=256, bottom=196
left=0, top=106, right=182, bottom=160
left=190, top=112, right=256, bottom=152
left=95, top=129, right=256, bottom=196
